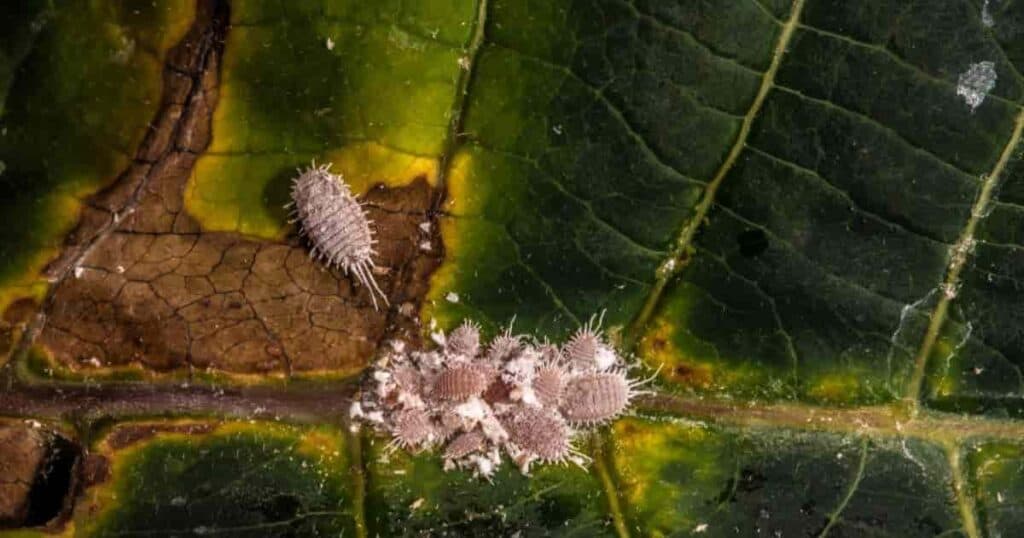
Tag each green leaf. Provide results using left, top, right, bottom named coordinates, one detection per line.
left=3, top=0, right=1024, bottom=537
left=364, top=434, right=614, bottom=536
left=614, top=418, right=975, bottom=537
left=74, top=421, right=355, bottom=537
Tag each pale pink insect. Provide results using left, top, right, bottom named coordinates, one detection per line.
left=289, top=161, right=387, bottom=309
left=487, top=324, right=522, bottom=362
left=389, top=409, right=437, bottom=450
left=562, top=312, right=616, bottom=371
left=446, top=320, right=482, bottom=358
left=444, top=430, right=486, bottom=460
left=560, top=370, right=645, bottom=425
left=502, top=406, right=573, bottom=463
left=431, top=364, right=492, bottom=401
left=532, top=364, right=566, bottom=407
left=392, top=365, right=423, bottom=393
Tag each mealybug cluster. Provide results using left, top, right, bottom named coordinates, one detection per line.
left=288, top=161, right=387, bottom=309
left=351, top=315, right=649, bottom=478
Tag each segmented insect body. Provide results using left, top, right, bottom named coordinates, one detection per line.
left=532, top=365, right=566, bottom=407
left=444, top=430, right=486, bottom=460
left=487, top=328, right=522, bottom=363
left=560, top=371, right=633, bottom=425
left=290, top=162, right=387, bottom=309
left=390, top=409, right=437, bottom=449
left=562, top=313, right=617, bottom=370
left=446, top=320, right=482, bottom=358
left=392, top=365, right=423, bottom=393
left=503, top=406, right=572, bottom=463
left=431, top=364, right=492, bottom=401
left=536, top=342, right=564, bottom=366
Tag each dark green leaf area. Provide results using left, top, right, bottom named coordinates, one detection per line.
left=0, top=3, right=186, bottom=285
left=443, top=0, right=782, bottom=336
left=967, top=442, right=1024, bottom=537
left=91, top=432, right=353, bottom=538
left=927, top=138, right=1024, bottom=416
left=618, top=421, right=965, bottom=537
left=365, top=440, right=614, bottom=537
left=646, top=0, right=1024, bottom=404
left=803, top=0, right=1024, bottom=105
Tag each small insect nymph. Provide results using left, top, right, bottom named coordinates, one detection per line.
left=289, top=161, right=387, bottom=309
left=430, top=364, right=493, bottom=401
left=446, top=320, right=482, bottom=358
left=562, top=312, right=616, bottom=371
left=560, top=370, right=643, bottom=425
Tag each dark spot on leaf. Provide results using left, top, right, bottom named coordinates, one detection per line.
left=736, top=468, right=766, bottom=494
left=261, top=494, right=302, bottom=521
left=737, top=229, right=768, bottom=257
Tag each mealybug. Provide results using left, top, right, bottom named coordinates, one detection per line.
left=560, top=370, right=642, bottom=425
left=289, top=161, right=387, bottom=309
left=446, top=320, right=482, bottom=358
left=430, top=364, right=492, bottom=401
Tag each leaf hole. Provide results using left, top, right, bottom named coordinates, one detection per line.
left=24, top=435, right=80, bottom=527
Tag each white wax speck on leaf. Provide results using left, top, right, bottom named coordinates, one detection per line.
left=957, top=61, right=997, bottom=111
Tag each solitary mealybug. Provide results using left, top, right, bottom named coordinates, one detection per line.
left=289, top=161, right=387, bottom=309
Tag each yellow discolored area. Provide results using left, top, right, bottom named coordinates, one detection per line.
left=184, top=1, right=475, bottom=240
left=421, top=150, right=481, bottom=331
left=640, top=313, right=762, bottom=394
left=613, top=418, right=732, bottom=536
left=805, top=373, right=866, bottom=403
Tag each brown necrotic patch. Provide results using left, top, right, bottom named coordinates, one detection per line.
left=0, top=421, right=80, bottom=529
left=18, top=0, right=443, bottom=382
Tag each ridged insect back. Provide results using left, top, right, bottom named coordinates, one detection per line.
left=560, top=371, right=631, bottom=425
left=431, top=364, right=492, bottom=401
left=503, top=406, right=571, bottom=462
left=532, top=365, right=566, bottom=407
left=391, top=408, right=437, bottom=449
left=446, top=320, right=482, bottom=358
left=444, top=430, right=486, bottom=460
left=290, top=161, right=387, bottom=309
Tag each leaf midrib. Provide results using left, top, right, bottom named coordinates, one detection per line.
left=904, top=108, right=1024, bottom=405
left=625, top=0, right=808, bottom=347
